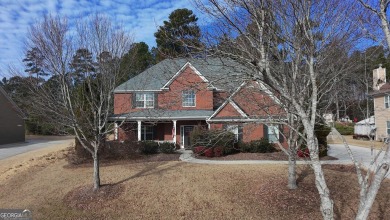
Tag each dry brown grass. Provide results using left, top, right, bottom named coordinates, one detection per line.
left=327, top=135, right=386, bottom=149
left=1, top=149, right=390, bottom=219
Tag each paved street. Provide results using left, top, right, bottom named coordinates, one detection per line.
left=0, top=137, right=73, bottom=160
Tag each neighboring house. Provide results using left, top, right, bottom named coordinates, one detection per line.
left=370, top=66, right=390, bottom=141
left=112, top=58, right=287, bottom=148
left=0, top=86, right=25, bottom=145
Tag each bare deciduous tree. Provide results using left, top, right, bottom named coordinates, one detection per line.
left=25, top=14, right=132, bottom=191
left=195, top=0, right=361, bottom=219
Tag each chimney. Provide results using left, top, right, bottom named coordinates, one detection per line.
left=373, top=64, right=386, bottom=91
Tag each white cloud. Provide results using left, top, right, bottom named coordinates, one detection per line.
left=0, top=0, right=207, bottom=77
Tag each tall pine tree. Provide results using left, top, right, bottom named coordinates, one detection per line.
left=154, top=8, right=202, bottom=60
left=23, top=47, right=47, bottom=79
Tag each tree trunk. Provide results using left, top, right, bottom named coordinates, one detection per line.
left=306, top=124, right=334, bottom=220
left=355, top=163, right=389, bottom=220
left=335, top=94, right=339, bottom=121
left=312, top=156, right=334, bottom=219
left=287, top=152, right=297, bottom=189
left=93, top=150, right=100, bottom=191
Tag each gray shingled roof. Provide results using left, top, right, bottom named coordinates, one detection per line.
left=111, top=109, right=214, bottom=120
left=114, top=57, right=251, bottom=93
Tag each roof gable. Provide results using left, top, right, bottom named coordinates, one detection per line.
left=208, top=80, right=285, bottom=121
left=209, top=99, right=248, bottom=120
left=161, top=62, right=215, bottom=90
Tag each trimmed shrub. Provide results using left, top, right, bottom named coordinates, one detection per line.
left=159, top=142, right=176, bottom=154
left=239, top=138, right=277, bottom=153
left=319, top=144, right=328, bottom=157
left=204, top=148, right=214, bottom=157
left=140, top=141, right=159, bottom=154
left=238, top=142, right=251, bottom=153
left=103, top=140, right=140, bottom=159
left=193, top=146, right=206, bottom=155
left=214, top=147, right=224, bottom=157
left=297, top=148, right=309, bottom=158
left=334, top=122, right=354, bottom=135
left=190, top=126, right=236, bottom=149
left=223, top=144, right=239, bottom=155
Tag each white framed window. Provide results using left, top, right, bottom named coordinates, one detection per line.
left=226, top=125, right=239, bottom=140
left=182, top=90, right=196, bottom=107
left=141, top=125, right=155, bottom=140
left=135, top=93, right=154, bottom=108
left=268, top=125, right=279, bottom=143
left=385, top=95, right=390, bottom=109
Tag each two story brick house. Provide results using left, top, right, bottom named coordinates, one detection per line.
left=112, top=58, right=286, bottom=148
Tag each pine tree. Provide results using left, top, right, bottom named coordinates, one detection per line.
left=23, top=47, right=47, bottom=79
left=154, top=8, right=202, bottom=60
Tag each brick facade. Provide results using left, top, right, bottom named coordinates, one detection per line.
left=113, top=61, right=287, bottom=148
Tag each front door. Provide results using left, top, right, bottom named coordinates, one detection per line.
left=181, top=125, right=194, bottom=149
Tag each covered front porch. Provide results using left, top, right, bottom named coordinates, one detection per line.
left=115, top=120, right=208, bottom=148
left=111, top=109, right=213, bottom=149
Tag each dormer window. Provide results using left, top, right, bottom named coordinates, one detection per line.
left=182, top=90, right=196, bottom=107
left=135, top=93, right=154, bottom=108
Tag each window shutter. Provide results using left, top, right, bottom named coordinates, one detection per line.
left=263, top=124, right=268, bottom=140
left=153, top=125, right=157, bottom=140
left=238, top=125, right=243, bottom=142
left=154, top=93, right=158, bottom=109
left=279, top=125, right=284, bottom=143
left=132, top=93, right=136, bottom=108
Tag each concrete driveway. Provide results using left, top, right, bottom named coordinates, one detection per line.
left=327, top=144, right=389, bottom=168
left=0, top=136, right=74, bottom=160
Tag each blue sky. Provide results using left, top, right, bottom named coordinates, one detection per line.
left=0, top=0, right=204, bottom=78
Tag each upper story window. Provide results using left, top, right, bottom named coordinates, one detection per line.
left=182, top=90, right=196, bottom=107
left=135, top=93, right=154, bottom=108
left=385, top=95, right=390, bottom=109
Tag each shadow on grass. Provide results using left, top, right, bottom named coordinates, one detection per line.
left=296, top=165, right=311, bottom=185
left=113, top=161, right=183, bottom=185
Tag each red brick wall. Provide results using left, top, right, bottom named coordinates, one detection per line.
left=114, top=93, right=132, bottom=114
left=214, top=102, right=242, bottom=118
left=113, top=65, right=214, bottom=114
left=243, top=123, right=264, bottom=142
left=233, top=82, right=284, bottom=117
left=159, top=66, right=213, bottom=110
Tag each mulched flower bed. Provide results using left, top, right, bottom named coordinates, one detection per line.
left=64, top=184, right=124, bottom=210
left=195, top=151, right=337, bottom=161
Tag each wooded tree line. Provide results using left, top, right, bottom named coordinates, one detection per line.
left=0, top=8, right=203, bottom=134
left=1, top=7, right=388, bottom=135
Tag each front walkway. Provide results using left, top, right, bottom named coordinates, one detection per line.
left=178, top=144, right=388, bottom=166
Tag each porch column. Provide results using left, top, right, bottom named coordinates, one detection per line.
left=172, top=120, right=177, bottom=144
left=137, top=120, right=142, bottom=141
left=114, top=123, right=118, bottom=140
left=207, top=122, right=211, bottom=130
